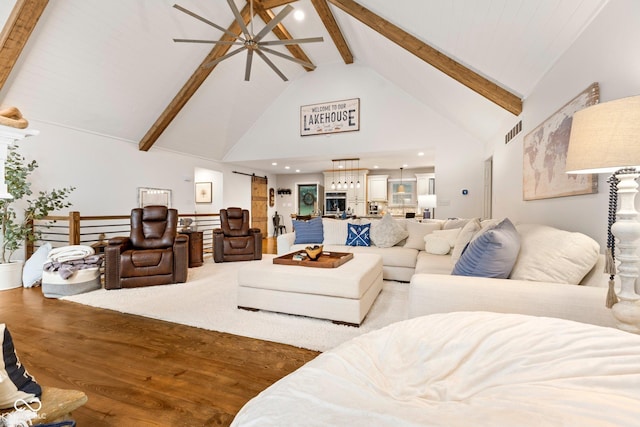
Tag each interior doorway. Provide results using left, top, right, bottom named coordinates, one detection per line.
left=251, top=176, right=268, bottom=236
left=484, top=157, right=493, bottom=219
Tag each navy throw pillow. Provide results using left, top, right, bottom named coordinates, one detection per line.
left=293, top=217, right=324, bottom=244
left=346, top=223, right=371, bottom=246
left=0, top=324, right=42, bottom=409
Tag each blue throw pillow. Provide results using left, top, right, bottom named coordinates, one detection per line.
left=293, top=217, right=324, bottom=244
left=451, top=218, right=521, bottom=279
left=346, top=223, right=371, bottom=246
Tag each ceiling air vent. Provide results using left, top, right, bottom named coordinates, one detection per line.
left=505, top=120, right=522, bottom=144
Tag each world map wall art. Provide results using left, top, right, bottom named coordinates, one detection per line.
left=522, top=83, right=599, bottom=200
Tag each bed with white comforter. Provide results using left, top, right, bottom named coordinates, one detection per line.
left=232, top=312, right=640, bottom=426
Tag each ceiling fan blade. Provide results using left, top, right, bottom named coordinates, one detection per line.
left=245, top=49, right=254, bottom=81
left=203, top=46, right=248, bottom=68
left=253, top=4, right=293, bottom=42
left=173, top=4, right=243, bottom=40
left=255, top=49, right=288, bottom=81
left=173, top=38, right=244, bottom=45
left=226, top=0, right=252, bottom=40
left=260, top=37, right=324, bottom=46
left=260, top=46, right=316, bottom=69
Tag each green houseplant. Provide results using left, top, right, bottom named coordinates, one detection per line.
left=0, top=144, right=74, bottom=265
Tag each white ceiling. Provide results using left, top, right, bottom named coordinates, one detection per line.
left=0, top=0, right=608, bottom=174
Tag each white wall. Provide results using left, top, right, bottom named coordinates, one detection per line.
left=227, top=62, right=486, bottom=220
left=13, top=119, right=270, bottom=218
left=488, top=0, right=640, bottom=249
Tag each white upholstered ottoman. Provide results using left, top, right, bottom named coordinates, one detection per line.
left=237, top=253, right=383, bottom=326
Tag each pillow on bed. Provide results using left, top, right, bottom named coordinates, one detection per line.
left=510, top=224, right=600, bottom=285
left=452, top=218, right=520, bottom=279
left=370, top=214, right=409, bottom=248
left=0, top=324, right=42, bottom=409
left=293, top=217, right=324, bottom=244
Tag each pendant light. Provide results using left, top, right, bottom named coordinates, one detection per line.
left=331, top=160, right=336, bottom=190
left=356, top=158, right=361, bottom=188
left=350, top=159, right=355, bottom=189
left=398, top=167, right=406, bottom=194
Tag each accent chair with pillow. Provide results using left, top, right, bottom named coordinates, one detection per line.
left=213, top=207, right=262, bottom=263
left=105, top=205, right=188, bottom=289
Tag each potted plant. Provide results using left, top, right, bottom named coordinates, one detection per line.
left=0, top=144, right=74, bottom=289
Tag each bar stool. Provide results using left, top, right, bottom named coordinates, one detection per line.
left=273, top=213, right=287, bottom=236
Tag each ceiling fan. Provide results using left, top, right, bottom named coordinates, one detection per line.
left=173, top=0, right=324, bottom=81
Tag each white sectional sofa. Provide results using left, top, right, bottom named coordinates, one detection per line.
left=277, top=215, right=617, bottom=328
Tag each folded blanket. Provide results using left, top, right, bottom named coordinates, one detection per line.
left=44, top=254, right=103, bottom=280
left=47, top=245, right=94, bottom=263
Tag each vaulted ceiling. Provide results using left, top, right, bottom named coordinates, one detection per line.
left=0, top=0, right=608, bottom=173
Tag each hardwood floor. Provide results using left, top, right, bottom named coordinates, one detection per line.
left=0, top=238, right=319, bottom=426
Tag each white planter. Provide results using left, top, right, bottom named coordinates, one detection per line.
left=0, top=260, right=24, bottom=290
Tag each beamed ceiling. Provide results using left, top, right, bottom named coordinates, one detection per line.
left=0, top=0, right=608, bottom=173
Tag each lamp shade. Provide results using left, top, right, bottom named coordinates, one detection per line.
left=418, top=194, right=437, bottom=209
left=566, top=95, right=640, bottom=174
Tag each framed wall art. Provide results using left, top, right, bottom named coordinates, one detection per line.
left=522, top=82, right=599, bottom=200
left=138, top=187, right=172, bottom=208
left=195, top=182, right=212, bottom=204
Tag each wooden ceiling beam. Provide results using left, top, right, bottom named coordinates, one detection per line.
left=139, top=5, right=252, bottom=151
left=326, top=0, right=522, bottom=115
left=311, top=0, right=353, bottom=64
left=0, top=0, right=48, bottom=91
left=257, top=0, right=299, bottom=9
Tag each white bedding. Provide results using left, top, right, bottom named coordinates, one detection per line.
left=232, top=312, right=640, bottom=426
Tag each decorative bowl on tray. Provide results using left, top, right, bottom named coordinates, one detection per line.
left=305, top=245, right=323, bottom=261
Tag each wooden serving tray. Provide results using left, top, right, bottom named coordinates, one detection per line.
left=273, top=250, right=353, bottom=268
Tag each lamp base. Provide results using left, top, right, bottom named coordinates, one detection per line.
left=612, top=300, right=640, bottom=333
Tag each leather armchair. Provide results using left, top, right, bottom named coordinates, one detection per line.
left=105, top=206, right=188, bottom=289
left=213, top=207, right=262, bottom=263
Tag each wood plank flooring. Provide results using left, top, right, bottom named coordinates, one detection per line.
left=0, top=237, right=319, bottom=426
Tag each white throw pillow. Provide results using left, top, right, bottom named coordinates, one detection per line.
left=424, top=236, right=452, bottom=255
left=22, top=243, right=52, bottom=288
left=451, top=218, right=481, bottom=262
left=510, top=224, right=600, bottom=285
left=322, top=218, right=349, bottom=245
left=443, top=218, right=471, bottom=230
left=370, top=214, right=409, bottom=248
left=429, top=228, right=461, bottom=248
left=403, top=221, right=441, bottom=250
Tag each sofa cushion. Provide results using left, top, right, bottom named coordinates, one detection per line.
left=293, top=217, right=324, bottom=245
left=430, top=228, right=461, bottom=248
left=403, top=221, right=441, bottom=250
left=346, top=223, right=371, bottom=247
left=511, top=224, right=600, bottom=285
left=452, top=218, right=520, bottom=279
left=0, top=324, right=42, bottom=409
left=370, top=214, right=409, bottom=248
left=451, top=218, right=481, bottom=263
left=350, top=245, right=418, bottom=269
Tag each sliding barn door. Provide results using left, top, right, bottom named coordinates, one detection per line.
left=251, top=176, right=268, bottom=237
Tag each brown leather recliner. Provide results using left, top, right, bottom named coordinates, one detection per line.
left=213, top=207, right=262, bottom=263
left=105, top=206, right=188, bottom=289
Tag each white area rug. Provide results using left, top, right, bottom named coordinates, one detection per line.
left=62, top=256, right=409, bottom=352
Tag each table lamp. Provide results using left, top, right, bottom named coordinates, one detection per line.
left=418, top=194, right=437, bottom=219
left=566, top=94, right=640, bottom=333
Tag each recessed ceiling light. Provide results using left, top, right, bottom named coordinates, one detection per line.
left=374, top=165, right=379, bottom=169
left=417, top=152, right=424, bottom=156
left=402, top=163, right=408, bottom=168
left=285, top=166, right=290, bottom=170
left=272, top=162, right=278, bottom=166
left=293, top=10, right=304, bottom=21
left=296, top=169, right=301, bottom=173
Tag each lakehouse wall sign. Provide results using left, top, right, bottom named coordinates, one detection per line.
left=300, top=98, right=360, bottom=136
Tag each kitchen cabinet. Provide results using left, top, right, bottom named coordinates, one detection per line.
left=415, top=173, right=435, bottom=195
left=368, top=175, right=388, bottom=201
